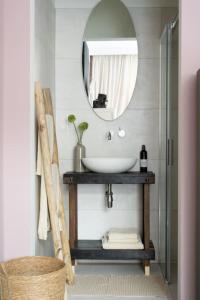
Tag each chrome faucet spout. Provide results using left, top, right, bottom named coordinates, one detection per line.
left=107, top=130, right=113, bottom=140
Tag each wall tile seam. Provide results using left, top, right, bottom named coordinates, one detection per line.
left=55, top=108, right=161, bottom=113
left=59, top=157, right=160, bottom=162
left=55, top=106, right=160, bottom=112
left=72, top=210, right=160, bottom=214
left=55, top=57, right=160, bottom=62
left=59, top=165, right=160, bottom=170
left=55, top=8, right=95, bottom=12
left=35, top=34, right=55, bottom=43
left=55, top=5, right=177, bottom=10
left=71, top=208, right=159, bottom=211
left=35, top=47, right=56, bottom=56
left=64, top=209, right=159, bottom=212
left=36, top=50, right=55, bottom=60
left=55, top=53, right=161, bottom=59
left=59, top=158, right=160, bottom=162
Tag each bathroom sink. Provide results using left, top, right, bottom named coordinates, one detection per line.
left=82, top=157, right=137, bottom=173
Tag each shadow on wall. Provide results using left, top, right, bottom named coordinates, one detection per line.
left=196, top=70, right=200, bottom=298
left=0, top=0, right=3, bottom=261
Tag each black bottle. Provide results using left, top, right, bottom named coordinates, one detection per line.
left=140, top=145, right=148, bottom=172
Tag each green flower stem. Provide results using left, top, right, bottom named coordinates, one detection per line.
left=73, top=122, right=80, bottom=143
left=80, top=132, right=83, bottom=143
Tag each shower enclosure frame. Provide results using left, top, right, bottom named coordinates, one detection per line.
left=159, top=16, right=178, bottom=284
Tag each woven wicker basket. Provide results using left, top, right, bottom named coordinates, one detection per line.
left=0, top=256, right=67, bottom=300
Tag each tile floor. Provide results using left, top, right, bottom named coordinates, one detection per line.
left=68, top=263, right=174, bottom=300
left=168, top=263, right=178, bottom=300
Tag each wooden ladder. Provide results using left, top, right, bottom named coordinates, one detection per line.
left=35, top=82, right=74, bottom=284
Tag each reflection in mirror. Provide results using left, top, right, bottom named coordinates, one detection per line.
left=82, top=0, right=138, bottom=121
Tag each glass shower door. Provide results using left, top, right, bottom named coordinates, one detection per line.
left=159, top=24, right=172, bottom=283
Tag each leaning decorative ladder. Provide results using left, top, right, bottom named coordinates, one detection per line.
left=35, top=82, right=73, bottom=284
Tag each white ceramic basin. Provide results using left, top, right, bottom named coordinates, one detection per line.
left=82, top=157, right=137, bottom=173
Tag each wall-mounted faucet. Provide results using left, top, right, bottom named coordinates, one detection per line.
left=108, top=131, right=112, bottom=140
left=106, top=130, right=114, bottom=141
left=106, top=129, right=125, bottom=140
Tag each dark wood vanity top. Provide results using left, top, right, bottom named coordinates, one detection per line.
left=63, top=171, right=155, bottom=184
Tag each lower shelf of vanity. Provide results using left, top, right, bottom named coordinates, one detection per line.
left=71, top=240, right=155, bottom=261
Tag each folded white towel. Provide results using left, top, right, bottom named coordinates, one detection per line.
left=107, top=236, right=139, bottom=244
left=102, top=235, right=144, bottom=250
left=107, top=228, right=139, bottom=241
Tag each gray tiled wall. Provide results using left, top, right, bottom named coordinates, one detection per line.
left=55, top=1, right=177, bottom=261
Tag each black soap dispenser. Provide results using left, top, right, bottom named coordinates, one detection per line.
left=140, top=145, right=148, bottom=172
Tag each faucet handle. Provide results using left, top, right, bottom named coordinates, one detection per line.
left=118, top=128, right=126, bottom=138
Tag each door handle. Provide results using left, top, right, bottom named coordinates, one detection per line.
left=167, top=139, right=174, bottom=166
left=171, top=139, right=174, bottom=166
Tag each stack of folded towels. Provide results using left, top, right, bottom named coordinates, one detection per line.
left=102, top=228, right=144, bottom=249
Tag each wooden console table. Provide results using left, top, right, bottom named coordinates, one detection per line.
left=63, top=171, right=155, bottom=275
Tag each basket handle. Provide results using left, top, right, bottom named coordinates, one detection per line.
left=0, top=263, right=7, bottom=277
left=0, top=263, right=11, bottom=300
left=0, top=263, right=6, bottom=300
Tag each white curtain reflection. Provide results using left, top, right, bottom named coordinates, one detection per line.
left=89, top=54, right=138, bottom=119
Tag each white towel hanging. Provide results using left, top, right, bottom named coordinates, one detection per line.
left=37, top=115, right=54, bottom=240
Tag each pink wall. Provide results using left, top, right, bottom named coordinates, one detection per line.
left=0, top=0, right=32, bottom=260
left=0, top=0, right=4, bottom=260
left=0, top=0, right=199, bottom=298
left=179, top=0, right=200, bottom=299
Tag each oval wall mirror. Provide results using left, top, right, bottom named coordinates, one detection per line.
left=82, top=0, right=138, bottom=121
